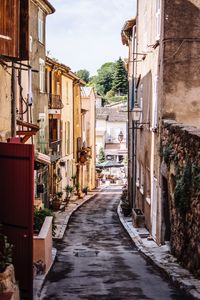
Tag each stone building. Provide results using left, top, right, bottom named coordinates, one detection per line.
left=122, top=0, right=200, bottom=277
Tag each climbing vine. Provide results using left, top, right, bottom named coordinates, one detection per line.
left=174, top=162, right=192, bottom=214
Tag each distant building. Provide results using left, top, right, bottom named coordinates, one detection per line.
left=96, top=106, right=127, bottom=164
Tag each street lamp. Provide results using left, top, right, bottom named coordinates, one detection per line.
left=118, top=130, right=124, bottom=143
left=131, top=103, right=150, bottom=128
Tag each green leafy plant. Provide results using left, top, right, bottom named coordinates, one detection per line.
left=34, top=208, right=56, bottom=236
left=174, top=163, right=192, bottom=214
left=162, top=144, right=173, bottom=164
left=0, top=233, right=13, bottom=272
left=64, top=185, right=74, bottom=193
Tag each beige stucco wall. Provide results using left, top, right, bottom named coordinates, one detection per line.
left=135, top=0, right=162, bottom=241
left=59, top=74, right=75, bottom=194
left=81, top=88, right=96, bottom=189
left=30, top=0, right=49, bottom=153
left=0, top=66, right=11, bottom=141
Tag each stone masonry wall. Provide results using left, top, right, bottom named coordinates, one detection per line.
left=161, top=120, right=200, bottom=278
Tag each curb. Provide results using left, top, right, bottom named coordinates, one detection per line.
left=34, top=247, right=57, bottom=300
left=117, top=203, right=200, bottom=300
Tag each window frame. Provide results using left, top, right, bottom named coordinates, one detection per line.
left=38, top=8, right=44, bottom=44
left=39, top=58, right=45, bottom=93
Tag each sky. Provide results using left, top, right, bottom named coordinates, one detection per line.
left=46, top=0, right=136, bottom=76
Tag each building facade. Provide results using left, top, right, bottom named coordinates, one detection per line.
left=123, top=0, right=200, bottom=276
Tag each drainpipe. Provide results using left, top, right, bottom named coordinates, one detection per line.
left=11, top=62, right=16, bottom=137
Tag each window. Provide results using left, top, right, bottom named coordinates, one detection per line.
left=139, top=83, right=143, bottom=123
left=152, top=76, right=158, bottom=129
left=155, top=0, right=161, bottom=41
left=38, top=113, right=45, bottom=153
left=146, top=169, right=151, bottom=205
left=136, top=160, right=140, bottom=187
left=140, top=164, right=144, bottom=194
left=38, top=8, right=44, bottom=43
left=67, top=121, right=70, bottom=155
left=39, top=58, right=45, bottom=92
left=66, top=82, right=69, bottom=104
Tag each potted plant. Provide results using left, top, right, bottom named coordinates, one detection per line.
left=64, top=185, right=74, bottom=202
left=34, top=207, right=56, bottom=236
left=75, top=182, right=81, bottom=197
left=51, top=192, right=62, bottom=211
left=120, top=185, right=131, bottom=217
left=82, top=186, right=88, bottom=195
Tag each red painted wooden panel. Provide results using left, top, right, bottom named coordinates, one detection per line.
left=0, top=142, right=34, bottom=300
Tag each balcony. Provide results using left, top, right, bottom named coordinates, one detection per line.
left=49, top=95, right=64, bottom=109
left=49, top=139, right=62, bottom=162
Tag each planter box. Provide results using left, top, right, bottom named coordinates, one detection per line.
left=132, top=208, right=145, bottom=228
left=33, top=216, right=53, bottom=276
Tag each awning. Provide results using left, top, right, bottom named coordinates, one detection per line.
left=96, top=161, right=124, bottom=169
left=34, top=151, right=51, bottom=165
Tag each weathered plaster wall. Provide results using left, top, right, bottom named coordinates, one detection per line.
left=0, top=66, right=11, bottom=141
left=161, top=120, right=200, bottom=277
left=30, top=1, right=49, bottom=152
left=162, top=0, right=200, bottom=126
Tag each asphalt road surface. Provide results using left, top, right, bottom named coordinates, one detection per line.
left=40, top=186, right=192, bottom=300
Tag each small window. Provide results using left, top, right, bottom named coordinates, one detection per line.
left=136, top=160, right=140, bottom=187
left=140, top=164, right=144, bottom=194
left=39, top=58, right=45, bottom=93
left=152, top=76, right=158, bottom=129
left=66, top=82, right=69, bottom=104
left=38, top=8, right=44, bottom=43
left=67, top=121, right=70, bottom=155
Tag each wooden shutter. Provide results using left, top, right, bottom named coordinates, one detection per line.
left=0, top=0, right=29, bottom=59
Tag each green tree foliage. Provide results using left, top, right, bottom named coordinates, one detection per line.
left=112, top=57, right=128, bottom=95
left=98, top=147, right=106, bottom=163
left=76, top=69, right=90, bottom=83
left=89, top=62, right=115, bottom=96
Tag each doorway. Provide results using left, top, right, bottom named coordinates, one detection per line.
left=162, top=176, right=171, bottom=242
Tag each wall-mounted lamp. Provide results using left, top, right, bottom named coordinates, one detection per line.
left=131, top=103, right=150, bottom=129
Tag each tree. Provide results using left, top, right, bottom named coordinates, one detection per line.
left=76, top=69, right=90, bottom=83
left=89, top=62, right=115, bottom=96
left=98, top=147, right=106, bottom=163
left=112, top=57, right=128, bottom=95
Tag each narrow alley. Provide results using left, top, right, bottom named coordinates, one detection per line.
left=39, top=186, right=190, bottom=300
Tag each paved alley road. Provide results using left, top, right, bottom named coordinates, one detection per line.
left=40, top=186, right=192, bottom=300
